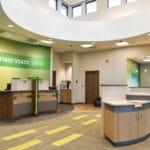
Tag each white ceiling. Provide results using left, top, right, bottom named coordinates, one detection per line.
left=0, top=2, right=150, bottom=53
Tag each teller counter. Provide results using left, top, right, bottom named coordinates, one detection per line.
left=0, top=90, right=58, bottom=119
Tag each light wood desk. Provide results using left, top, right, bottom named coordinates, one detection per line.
left=103, top=100, right=150, bottom=146
left=0, top=90, right=58, bottom=119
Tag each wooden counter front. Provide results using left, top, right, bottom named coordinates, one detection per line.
left=0, top=90, right=58, bottom=119
left=60, top=89, right=71, bottom=103
left=103, top=101, right=150, bottom=146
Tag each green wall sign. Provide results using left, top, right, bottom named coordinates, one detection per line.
left=0, top=37, right=51, bottom=90
left=0, top=51, right=49, bottom=70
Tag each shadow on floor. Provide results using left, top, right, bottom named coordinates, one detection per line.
left=0, top=103, right=100, bottom=126
left=0, top=104, right=74, bottom=126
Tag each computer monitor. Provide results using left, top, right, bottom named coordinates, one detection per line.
left=6, top=83, right=11, bottom=90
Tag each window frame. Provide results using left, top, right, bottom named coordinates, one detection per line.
left=107, top=0, right=121, bottom=8
left=49, top=0, right=58, bottom=11
left=61, top=1, right=69, bottom=17
left=85, top=0, right=97, bottom=14
left=72, top=4, right=82, bottom=18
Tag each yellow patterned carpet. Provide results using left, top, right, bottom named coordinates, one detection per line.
left=0, top=104, right=150, bottom=150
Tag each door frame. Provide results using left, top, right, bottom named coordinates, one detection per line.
left=85, top=70, right=99, bottom=104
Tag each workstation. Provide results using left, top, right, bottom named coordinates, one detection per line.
left=103, top=100, right=150, bottom=146
left=101, top=57, right=150, bottom=146
left=0, top=78, right=58, bottom=119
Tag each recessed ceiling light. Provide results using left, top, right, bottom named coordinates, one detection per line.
left=144, top=69, right=147, bottom=72
left=115, top=41, right=128, bottom=46
left=41, top=40, right=53, bottom=44
left=8, top=25, right=14, bottom=28
left=143, top=59, right=150, bottom=62
left=80, top=44, right=94, bottom=48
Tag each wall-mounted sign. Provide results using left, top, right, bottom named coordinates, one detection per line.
left=0, top=52, right=49, bottom=70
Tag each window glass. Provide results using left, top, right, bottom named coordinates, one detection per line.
left=61, top=3, right=68, bottom=17
left=107, top=0, right=121, bottom=8
left=86, top=0, right=97, bottom=14
left=49, top=0, right=58, bottom=10
left=72, top=5, right=82, bottom=17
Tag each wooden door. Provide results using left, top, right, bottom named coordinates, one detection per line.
left=85, top=71, right=99, bottom=104
left=52, top=71, right=56, bottom=87
left=139, top=108, right=150, bottom=137
left=117, top=112, right=139, bottom=142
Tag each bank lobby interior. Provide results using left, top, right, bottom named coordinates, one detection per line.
left=0, top=0, right=150, bottom=150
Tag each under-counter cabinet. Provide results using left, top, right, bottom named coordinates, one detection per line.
left=60, top=89, right=71, bottom=104
left=104, top=102, right=150, bottom=146
left=0, top=90, right=58, bottom=119
left=117, top=111, right=139, bottom=142
left=139, top=108, right=150, bottom=137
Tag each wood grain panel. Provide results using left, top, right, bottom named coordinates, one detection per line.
left=0, top=93, right=13, bottom=119
left=117, top=111, right=138, bottom=142
left=104, top=109, right=117, bottom=142
left=60, top=89, right=71, bottom=103
left=39, top=92, right=57, bottom=101
left=139, top=108, right=150, bottom=137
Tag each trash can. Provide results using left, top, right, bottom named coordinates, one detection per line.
left=93, top=97, right=101, bottom=107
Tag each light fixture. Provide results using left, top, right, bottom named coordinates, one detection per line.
left=40, top=40, right=53, bottom=44
left=144, top=69, right=147, bottom=72
left=8, top=25, right=14, bottom=28
left=143, top=59, right=150, bottom=62
left=80, top=44, right=94, bottom=48
left=115, top=41, right=128, bottom=46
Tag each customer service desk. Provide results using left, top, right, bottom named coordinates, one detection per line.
left=0, top=90, right=58, bottom=119
left=103, top=100, right=150, bottom=146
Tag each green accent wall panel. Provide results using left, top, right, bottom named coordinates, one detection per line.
left=0, top=37, right=51, bottom=90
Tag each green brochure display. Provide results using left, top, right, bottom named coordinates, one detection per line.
left=29, top=77, right=39, bottom=116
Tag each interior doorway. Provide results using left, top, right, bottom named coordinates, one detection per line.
left=52, top=71, right=56, bottom=87
left=85, top=71, right=99, bottom=104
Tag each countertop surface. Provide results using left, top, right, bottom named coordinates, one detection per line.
left=127, top=93, right=150, bottom=96
left=0, top=90, right=57, bottom=93
left=103, top=100, right=150, bottom=106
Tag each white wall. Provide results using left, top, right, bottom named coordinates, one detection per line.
left=53, top=52, right=66, bottom=87
left=54, top=45, right=150, bottom=103
left=53, top=52, right=73, bottom=88
left=65, top=63, right=72, bottom=81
